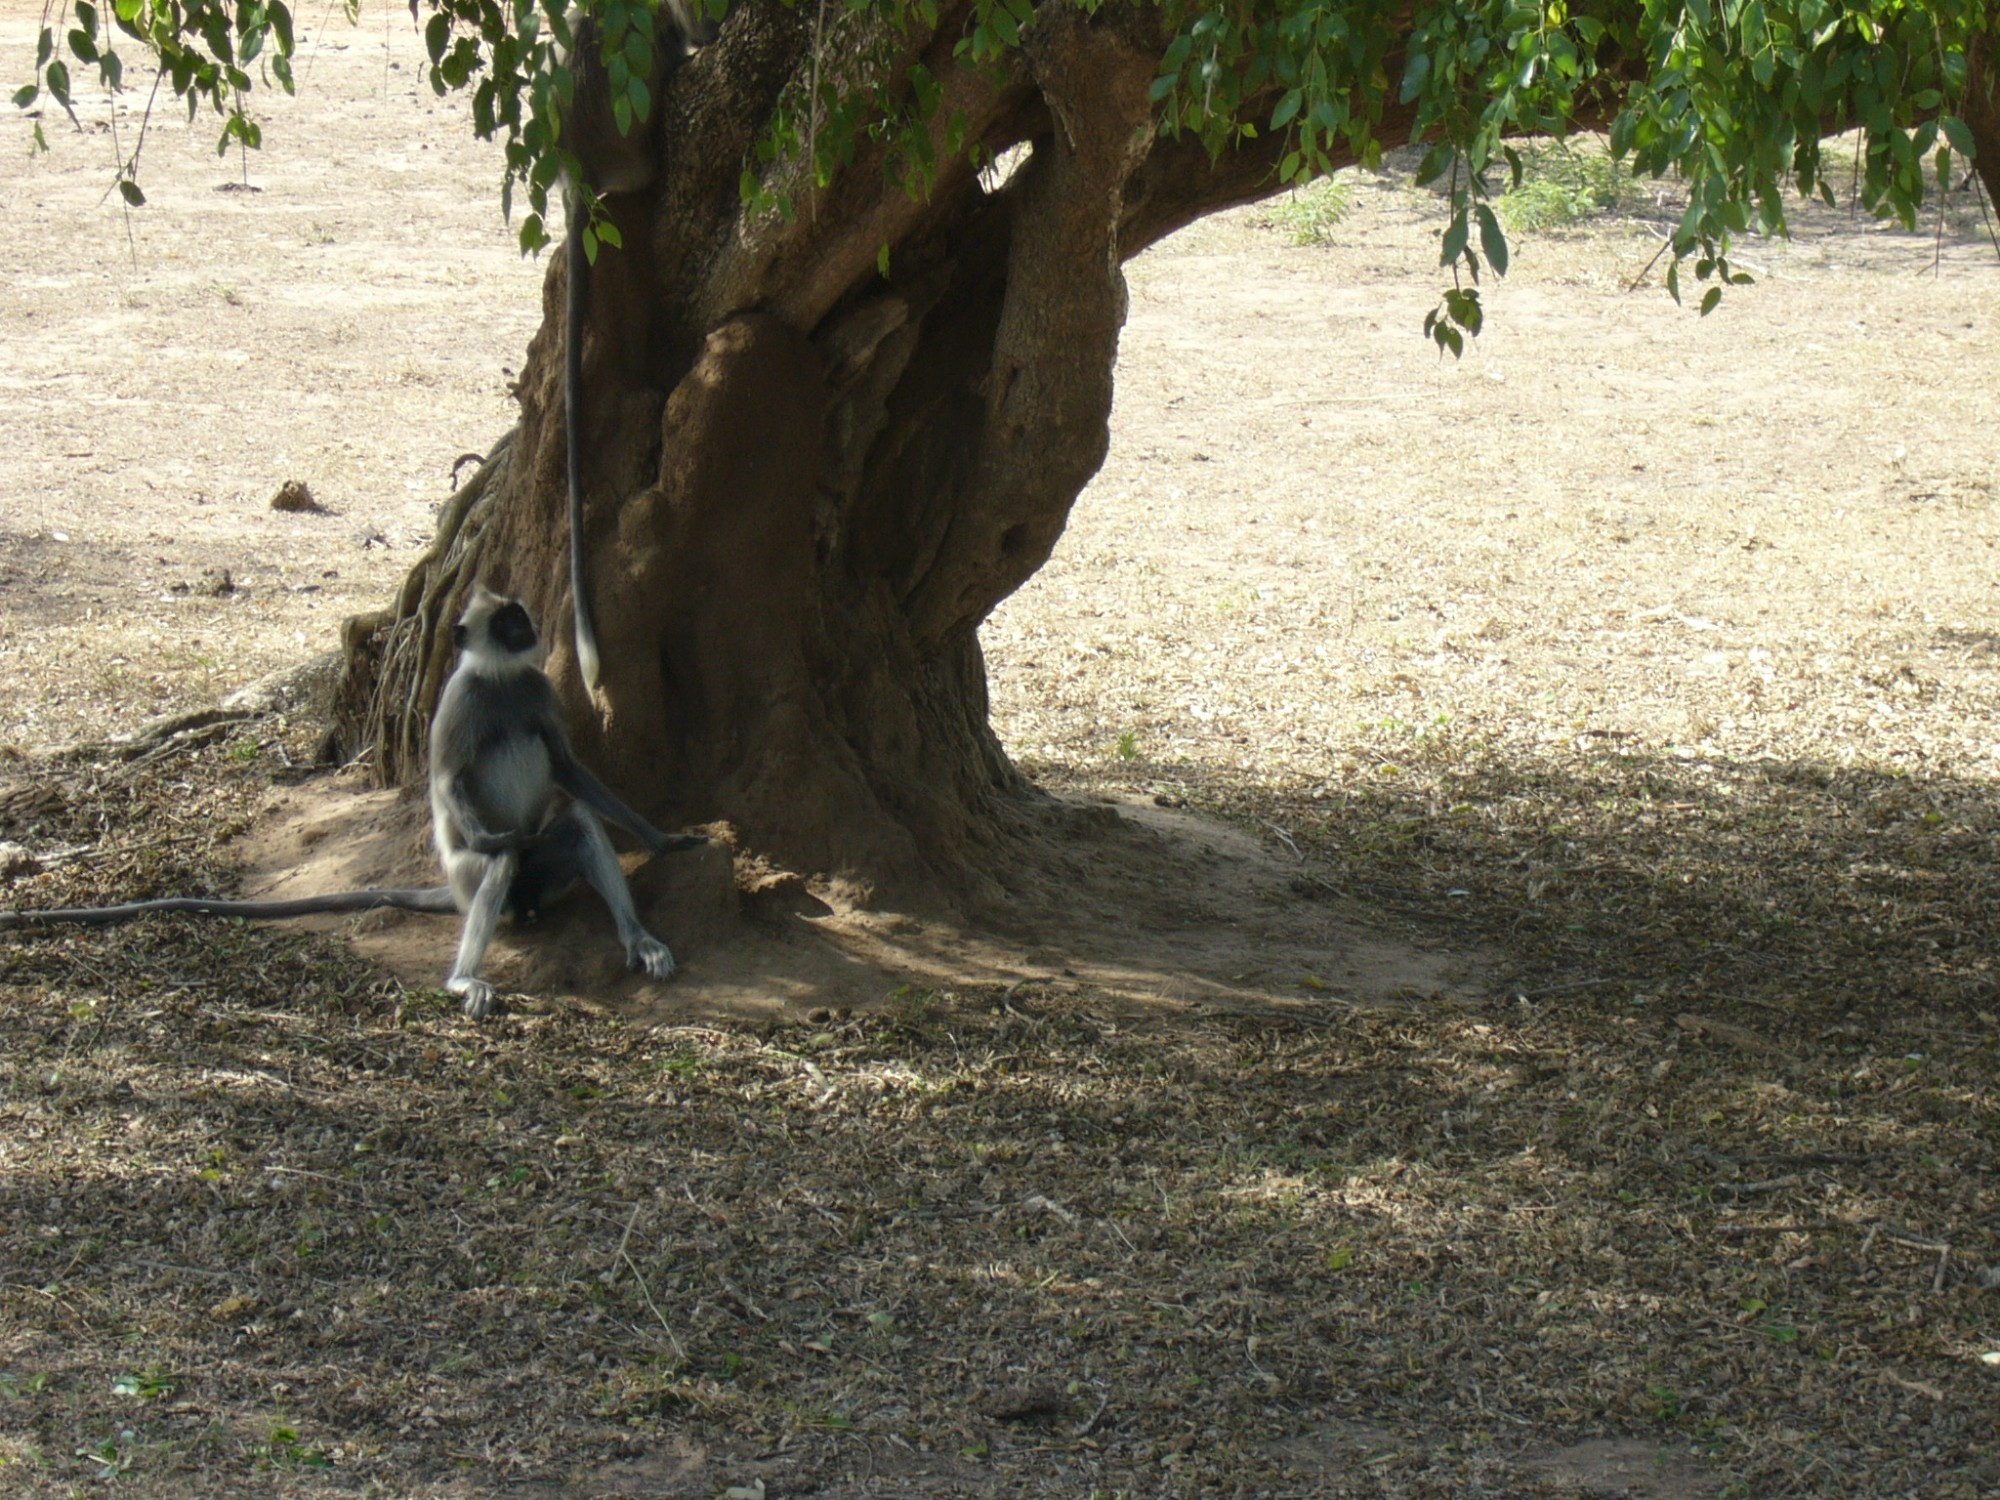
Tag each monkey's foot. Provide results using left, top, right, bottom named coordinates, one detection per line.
left=447, top=975, right=499, bottom=1020
left=628, top=935, right=677, bottom=981
left=652, top=832, right=710, bottom=853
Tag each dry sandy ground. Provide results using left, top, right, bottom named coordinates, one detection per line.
left=3, top=3, right=2000, bottom=1497
left=0, top=0, right=540, bottom=750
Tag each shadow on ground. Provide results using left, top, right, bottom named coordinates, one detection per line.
left=0, top=719, right=1994, bottom=1498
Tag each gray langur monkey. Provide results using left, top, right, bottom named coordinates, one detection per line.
left=1, top=589, right=705, bottom=1020
left=562, top=0, right=718, bottom=691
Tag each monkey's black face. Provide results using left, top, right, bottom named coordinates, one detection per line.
left=490, top=601, right=538, bottom=655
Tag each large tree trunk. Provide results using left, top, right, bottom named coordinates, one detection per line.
left=331, top=4, right=1996, bottom=903
left=331, top=5, right=1329, bottom=902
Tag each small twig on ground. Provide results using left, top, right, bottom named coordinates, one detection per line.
left=1517, top=976, right=1614, bottom=999
left=121, top=1259, right=234, bottom=1281
left=1712, top=1174, right=1803, bottom=1197
left=717, top=1277, right=772, bottom=1323
left=607, top=1201, right=641, bottom=1281
left=1715, top=1221, right=1841, bottom=1236
left=1023, top=1192, right=1078, bottom=1226
left=1873, top=1223, right=1950, bottom=1252
left=621, top=1248, right=686, bottom=1361
left=1074, top=1394, right=1112, bottom=1439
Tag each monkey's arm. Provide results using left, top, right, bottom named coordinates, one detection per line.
left=547, top=741, right=707, bottom=855
left=0, top=887, right=459, bottom=928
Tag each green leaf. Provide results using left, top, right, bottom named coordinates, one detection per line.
left=1941, top=115, right=1975, bottom=160
left=11, top=84, right=36, bottom=108
left=594, top=218, right=621, bottom=250
left=36, top=26, right=53, bottom=68
left=1446, top=287, right=1482, bottom=336
left=118, top=177, right=143, bottom=205
left=1414, top=142, right=1453, bottom=187
left=1699, top=285, right=1721, bottom=316
left=1399, top=49, right=1429, bottom=105
left=1440, top=208, right=1468, bottom=268
left=1474, top=202, right=1508, bottom=278
left=45, top=58, right=70, bottom=104
left=623, top=27, right=651, bottom=77
left=1269, top=89, right=1300, bottom=130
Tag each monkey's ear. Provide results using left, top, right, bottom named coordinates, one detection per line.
left=453, top=624, right=468, bottom=649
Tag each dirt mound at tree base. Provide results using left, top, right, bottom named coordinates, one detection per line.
left=236, top=775, right=1489, bottom=1024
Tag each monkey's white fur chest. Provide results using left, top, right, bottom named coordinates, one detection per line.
left=473, top=734, right=554, bottom=833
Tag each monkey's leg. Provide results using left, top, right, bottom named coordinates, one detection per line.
left=445, top=850, right=517, bottom=1019
left=545, top=804, right=676, bottom=980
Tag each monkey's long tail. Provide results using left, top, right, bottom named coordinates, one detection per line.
left=566, top=201, right=603, bottom=693
left=0, top=887, right=460, bottom=929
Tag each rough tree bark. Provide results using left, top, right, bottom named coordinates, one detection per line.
left=332, top=4, right=1362, bottom=902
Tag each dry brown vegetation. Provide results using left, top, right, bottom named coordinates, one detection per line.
left=4, top=5, right=2000, bottom=1496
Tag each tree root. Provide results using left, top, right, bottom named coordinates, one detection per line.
left=328, top=432, right=515, bottom=782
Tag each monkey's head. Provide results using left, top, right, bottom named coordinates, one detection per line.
left=454, top=587, right=541, bottom=669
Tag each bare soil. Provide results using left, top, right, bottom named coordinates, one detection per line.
left=5, top=4, right=2000, bottom=1497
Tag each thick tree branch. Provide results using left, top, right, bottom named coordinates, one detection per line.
left=904, top=7, right=1160, bottom=641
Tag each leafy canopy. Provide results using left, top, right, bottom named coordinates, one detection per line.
left=13, top=0, right=1989, bottom=348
